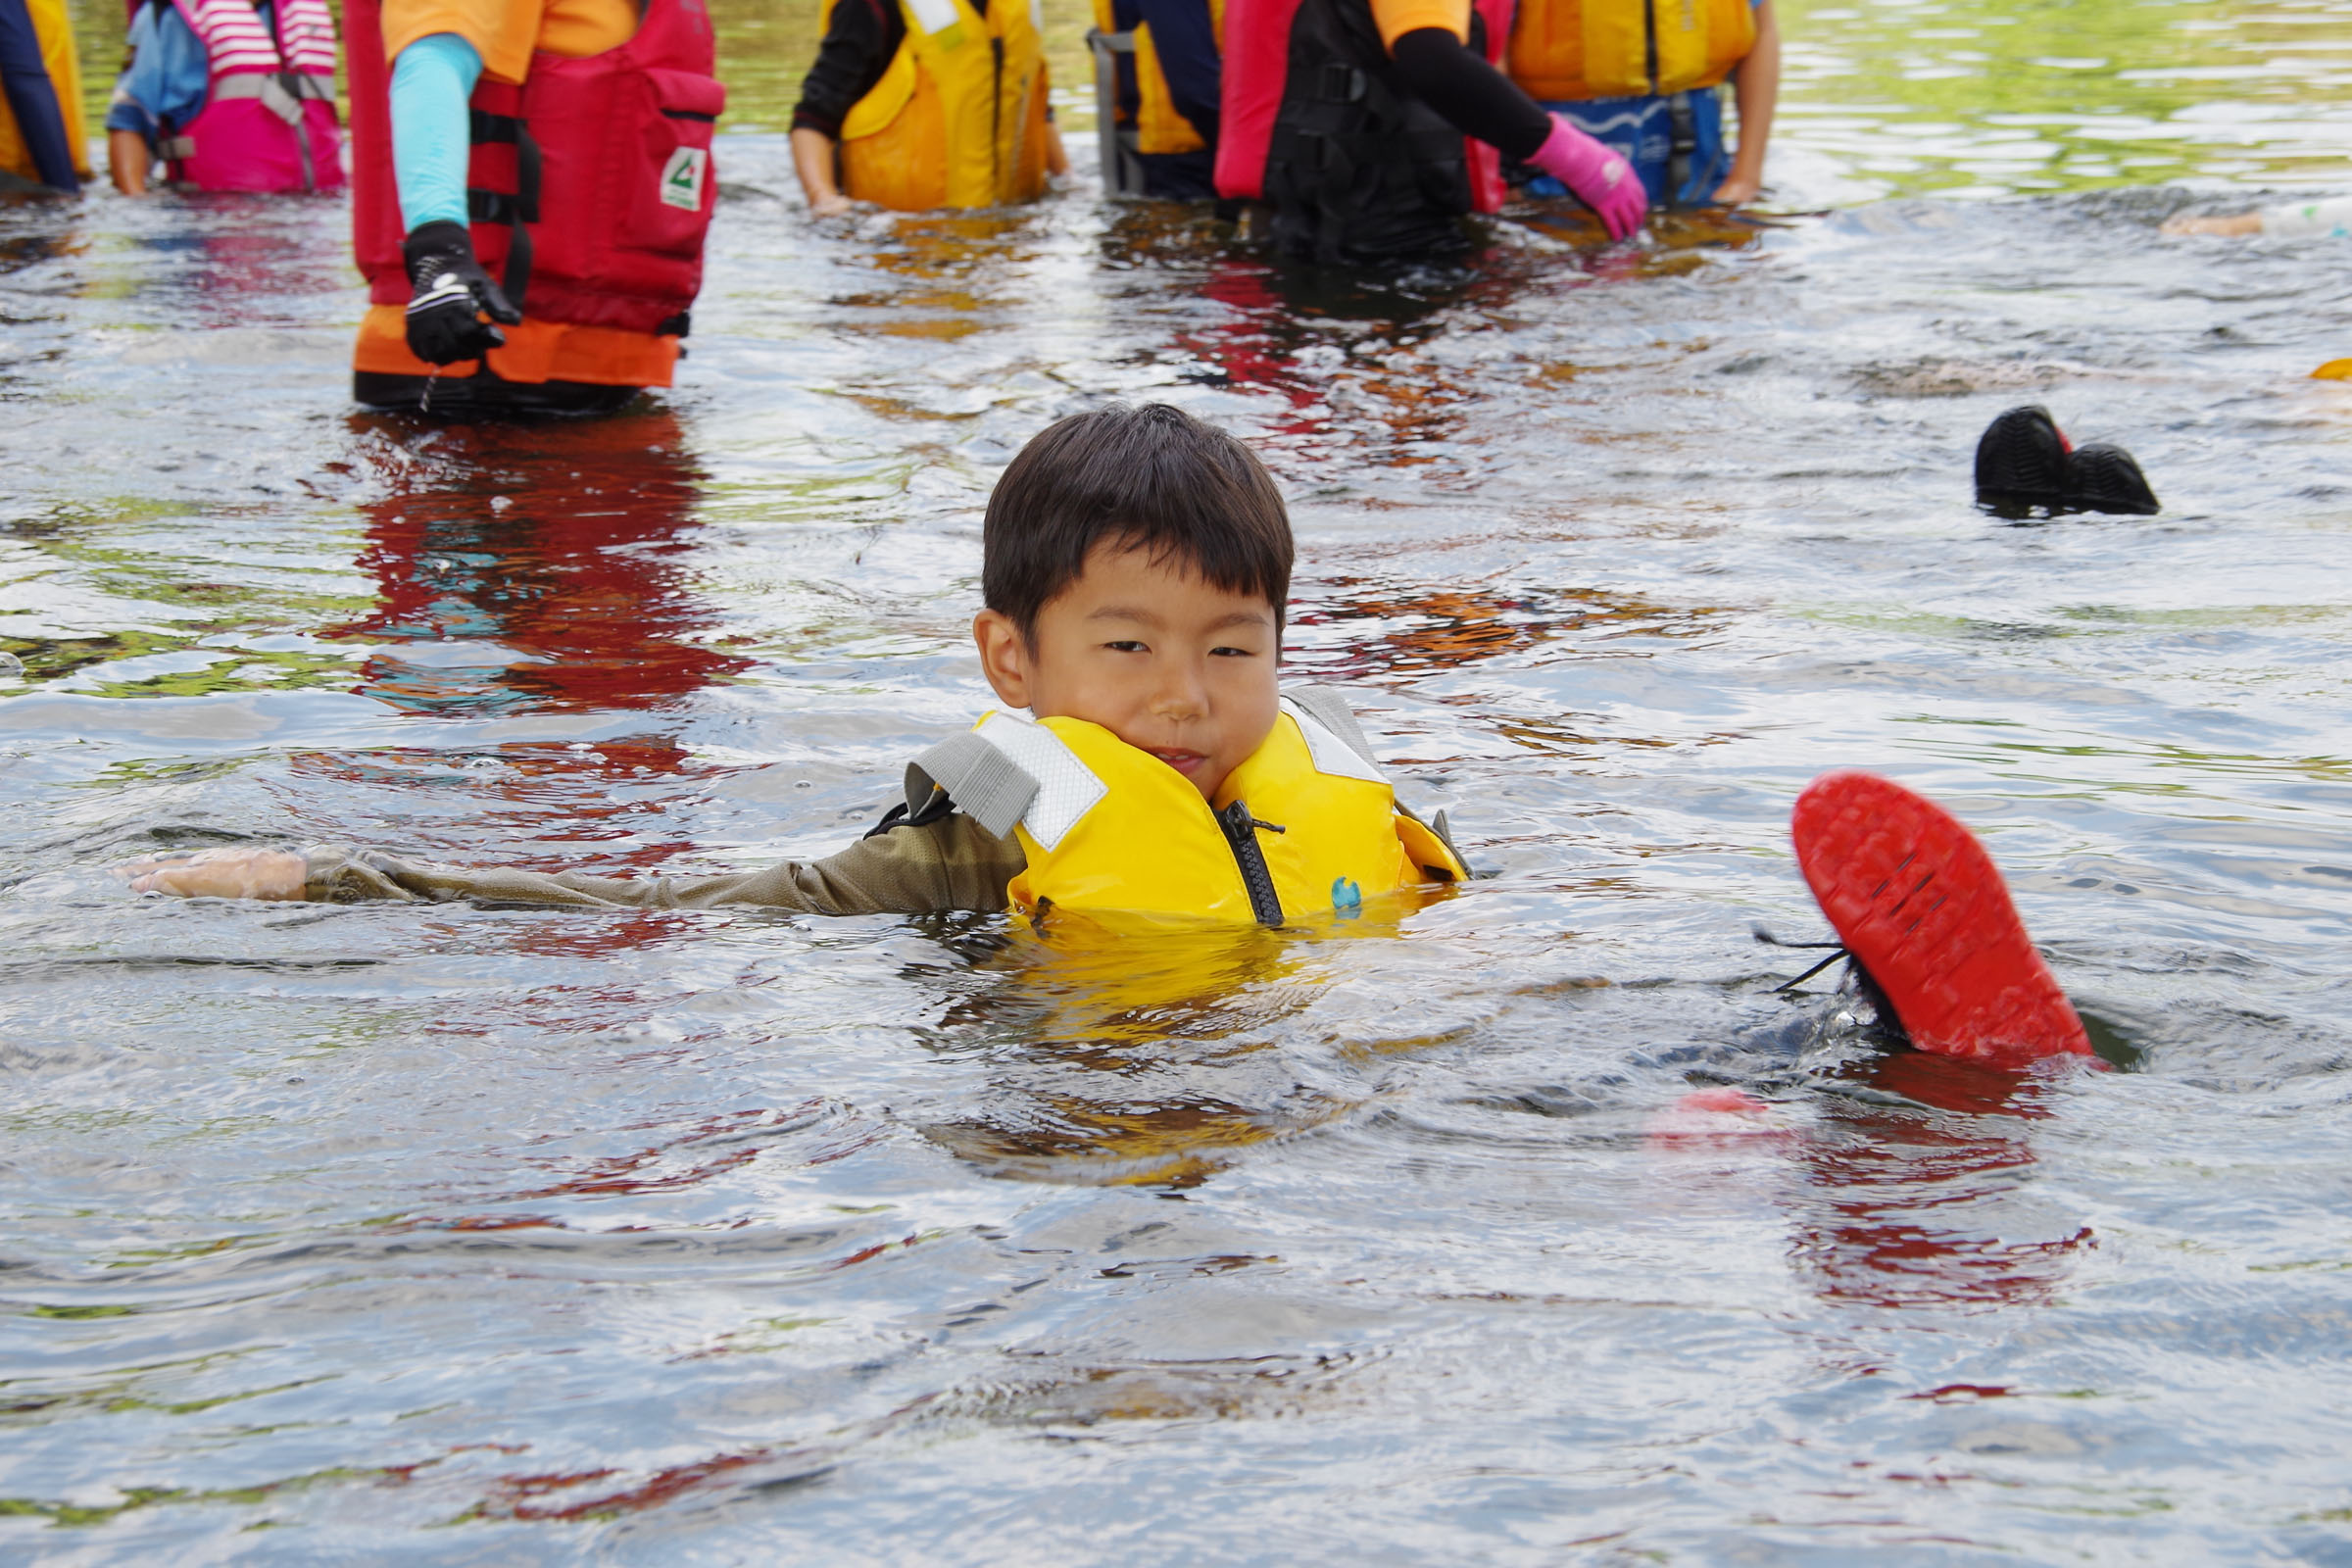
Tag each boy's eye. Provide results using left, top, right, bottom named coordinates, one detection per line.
left=1103, top=640, right=1149, bottom=654
left=1209, top=645, right=1257, bottom=658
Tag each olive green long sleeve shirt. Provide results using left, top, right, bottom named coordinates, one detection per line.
left=301, top=811, right=1027, bottom=916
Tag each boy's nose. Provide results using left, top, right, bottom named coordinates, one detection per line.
left=1149, top=665, right=1207, bottom=721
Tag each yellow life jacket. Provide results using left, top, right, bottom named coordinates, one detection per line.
left=907, top=693, right=1467, bottom=931
left=0, top=0, right=88, bottom=187
left=1508, top=0, right=1755, bottom=102
left=834, top=0, right=1051, bottom=211
left=1089, top=0, right=1224, bottom=157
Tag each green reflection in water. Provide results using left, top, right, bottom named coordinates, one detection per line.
left=1775, top=0, right=2352, bottom=196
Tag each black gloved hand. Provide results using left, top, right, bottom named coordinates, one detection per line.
left=402, top=220, right=522, bottom=367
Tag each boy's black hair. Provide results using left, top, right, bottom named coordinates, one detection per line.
left=983, top=403, right=1294, bottom=641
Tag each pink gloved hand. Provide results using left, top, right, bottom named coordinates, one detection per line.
left=1530, top=114, right=1646, bottom=240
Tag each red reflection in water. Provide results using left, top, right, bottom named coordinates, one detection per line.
left=1787, top=1052, right=2093, bottom=1312
left=1178, top=262, right=1476, bottom=456
left=338, top=411, right=747, bottom=718
left=398, top=1104, right=858, bottom=1230
left=471, top=1447, right=822, bottom=1522
left=1292, top=583, right=1542, bottom=681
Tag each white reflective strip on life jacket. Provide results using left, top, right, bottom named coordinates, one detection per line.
left=971, top=710, right=1108, bottom=852
left=1283, top=699, right=1387, bottom=785
left=212, top=71, right=333, bottom=99
left=210, top=72, right=306, bottom=122
left=905, top=0, right=960, bottom=37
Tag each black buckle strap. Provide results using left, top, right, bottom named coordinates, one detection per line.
left=466, top=189, right=519, bottom=223
left=863, top=787, right=957, bottom=839
left=1667, top=89, right=1696, bottom=203
left=1316, top=62, right=1366, bottom=104
left=464, top=111, right=540, bottom=311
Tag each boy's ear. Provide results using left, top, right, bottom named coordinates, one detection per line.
left=972, top=610, right=1033, bottom=710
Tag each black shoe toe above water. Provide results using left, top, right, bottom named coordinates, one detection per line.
left=1975, top=404, right=2072, bottom=513
left=1973, top=404, right=2161, bottom=517
left=2064, top=442, right=2162, bottom=515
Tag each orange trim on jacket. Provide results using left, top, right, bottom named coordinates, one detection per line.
left=355, top=305, right=680, bottom=387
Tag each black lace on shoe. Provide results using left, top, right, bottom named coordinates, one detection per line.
left=1753, top=925, right=1850, bottom=993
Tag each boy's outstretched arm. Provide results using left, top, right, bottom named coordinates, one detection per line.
left=120, top=815, right=1025, bottom=917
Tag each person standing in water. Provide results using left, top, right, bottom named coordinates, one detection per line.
left=790, top=0, right=1068, bottom=216
left=1506, top=0, right=1778, bottom=208
left=1215, top=0, right=1646, bottom=264
left=106, top=0, right=343, bottom=195
left=0, top=0, right=86, bottom=193
left=344, top=0, right=723, bottom=415
left=1090, top=0, right=1225, bottom=201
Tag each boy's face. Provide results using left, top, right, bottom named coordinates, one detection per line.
left=973, top=539, right=1283, bottom=801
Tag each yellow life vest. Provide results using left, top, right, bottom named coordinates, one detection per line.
left=1508, top=0, right=1754, bottom=102
left=914, top=695, right=1467, bottom=930
left=0, top=0, right=88, bottom=187
left=834, top=0, right=1051, bottom=211
left=1089, top=0, right=1223, bottom=157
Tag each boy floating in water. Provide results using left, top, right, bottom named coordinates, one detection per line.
left=124, top=404, right=2090, bottom=1066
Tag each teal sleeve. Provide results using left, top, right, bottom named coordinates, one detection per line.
left=389, top=31, right=483, bottom=234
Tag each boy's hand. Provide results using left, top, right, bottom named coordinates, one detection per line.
left=118, top=848, right=307, bottom=901
left=1713, top=173, right=1762, bottom=206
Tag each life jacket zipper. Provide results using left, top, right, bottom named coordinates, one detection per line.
left=1216, top=800, right=1287, bottom=927
left=1643, top=0, right=1659, bottom=94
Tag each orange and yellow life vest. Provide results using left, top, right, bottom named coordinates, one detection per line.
left=912, top=695, right=1467, bottom=930
left=1508, top=0, right=1754, bottom=102
left=834, top=0, right=1052, bottom=210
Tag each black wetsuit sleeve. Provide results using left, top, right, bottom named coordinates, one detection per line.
left=1132, top=0, right=1222, bottom=145
left=1387, top=24, right=1551, bottom=161
left=791, top=0, right=907, bottom=139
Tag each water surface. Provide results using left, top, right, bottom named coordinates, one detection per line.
left=6, top=0, right=2352, bottom=1559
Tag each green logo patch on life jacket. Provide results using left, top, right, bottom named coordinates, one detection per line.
left=660, top=147, right=709, bottom=212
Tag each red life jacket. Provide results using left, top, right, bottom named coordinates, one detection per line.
left=347, top=0, right=724, bottom=338
left=1215, top=0, right=1508, bottom=261
left=160, top=0, right=344, bottom=192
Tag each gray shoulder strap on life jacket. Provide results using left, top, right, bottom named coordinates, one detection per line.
left=904, top=731, right=1040, bottom=841
left=1285, top=683, right=1381, bottom=769
left=1288, top=684, right=1467, bottom=868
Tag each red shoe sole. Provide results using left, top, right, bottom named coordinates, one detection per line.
left=1791, top=772, right=2091, bottom=1068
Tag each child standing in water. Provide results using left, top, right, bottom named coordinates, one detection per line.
left=789, top=0, right=1069, bottom=215
left=106, top=0, right=344, bottom=195
left=124, top=405, right=2091, bottom=1067
left=1505, top=0, right=1780, bottom=207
